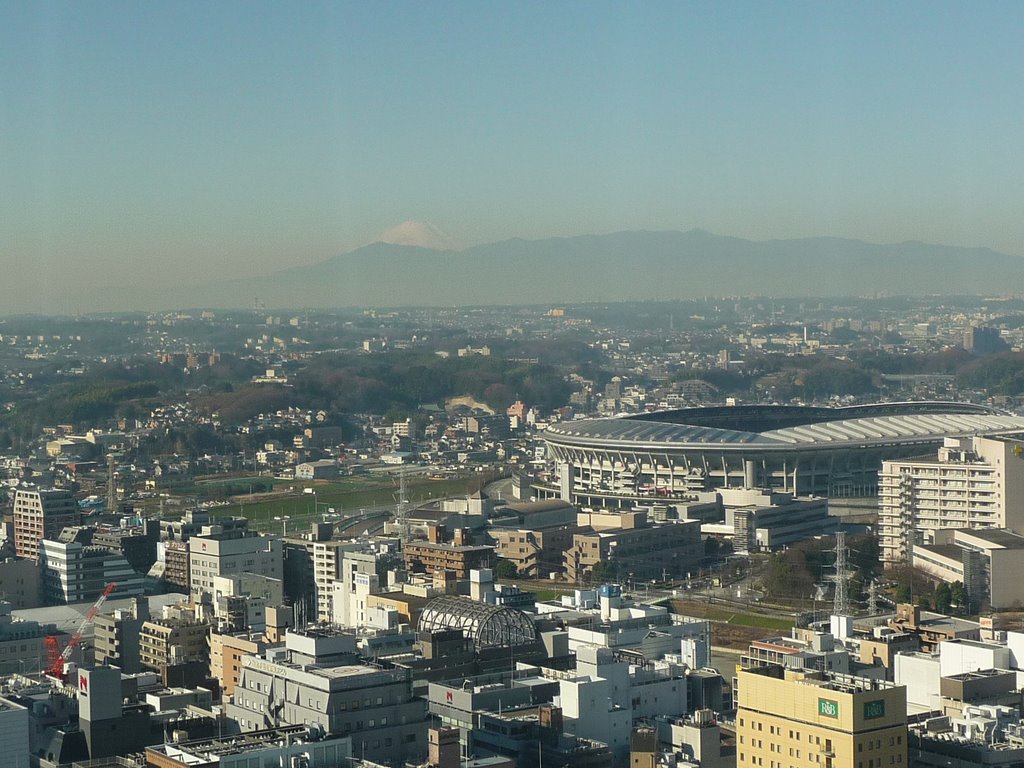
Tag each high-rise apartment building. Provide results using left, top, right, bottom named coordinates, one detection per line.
left=736, top=666, right=907, bottom=768
left=13, top=488, right=80, bottom=561
left=284, top=526, right=362, bottom=623
left=878, top=436, right=1024, bottom=565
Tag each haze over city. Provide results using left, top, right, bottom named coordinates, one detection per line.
left=10, top=6, right=1024, bottom=767
left=4, top=3, right=1024, bottom=312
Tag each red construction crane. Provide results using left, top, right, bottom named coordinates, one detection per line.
left=43, top=582, right=118, bottom=679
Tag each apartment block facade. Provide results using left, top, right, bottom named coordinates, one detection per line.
left=878, top=436, right=1024, bottom=565
left=13, top=488, right=79, bottom=561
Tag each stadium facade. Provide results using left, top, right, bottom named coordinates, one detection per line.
left=538, top=402, right=1024, bottom=506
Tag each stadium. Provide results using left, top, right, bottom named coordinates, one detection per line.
left=539, top=402, right=1024, bottom=505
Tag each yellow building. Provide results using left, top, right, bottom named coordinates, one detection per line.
left=209, top=630, right=272, bottom=697
left=737, top=667, right=908, bottom=768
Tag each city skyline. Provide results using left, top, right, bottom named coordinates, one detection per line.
left=4, top=3, right=1024, bottom=312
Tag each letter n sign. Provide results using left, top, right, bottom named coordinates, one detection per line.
left=818, top=698, right=839, bottom=718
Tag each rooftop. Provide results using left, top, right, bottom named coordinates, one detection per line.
left=148, top=725, right=329, bottom=760
left=545, top=402, right=1024, bottom=450
left=916, top=543, right=965, bottom=561
left=956, top=528, right=1024, bottom=550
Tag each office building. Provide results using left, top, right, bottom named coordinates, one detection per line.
left=39, top=528, right=144, bottom=604
left=718, top=487, right=836, bottom=552
left=0, top=557, right=41, bottom=609
left=879, top=436, right=1024, bottom=565
left=332, top=547, right=390, bottom=628
left=94, top=596, right=150, bottom=673
left=910, top=704, right=1024, bottom=767
left=736, top=666, right=908, bottom=768
left=146, top=725, right=351, bottom=768
left=209, top=630, right=271, bottom=698
left=563, top=511, right=701, bottom=583
left=13, top=487, right=80, bottom=561
left=284, top=525, right=391, bottom=624
left=225, top=627, right=429, bottom=765
left=887, top=603, right=980, bottom=653
left=964, top=325, right=1008, bottom=355
left=0, top=601, right=52, bottom=675
left=488, top=525, right=579, bottom=578
left=188, top=531, right=282, bottom=602
left=0, top=697, right=28, bottom=768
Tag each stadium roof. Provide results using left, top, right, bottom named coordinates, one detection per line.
left=544, top=402, right=1024, bottom=451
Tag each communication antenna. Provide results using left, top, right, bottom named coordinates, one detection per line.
left=868, top=579, right=879, bottom=616
left=394, top=470, right=410, bottom=544
left=106, top=453, right=118, bottom=516
left=826, top=531, right=855, bottom=616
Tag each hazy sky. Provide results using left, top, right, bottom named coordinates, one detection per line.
left=3, top=2, right=1024, bottom=307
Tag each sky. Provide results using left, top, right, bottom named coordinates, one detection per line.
left=3, top=2, right=1024, bottom=309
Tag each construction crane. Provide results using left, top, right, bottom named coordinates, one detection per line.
left=44, top=582, right=117, bottom=679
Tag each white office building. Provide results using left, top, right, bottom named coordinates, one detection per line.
left=225, top=628, right=428, bottom=765
left=39, top=536, right=143, bottom=604
left=189, top=532, right=283, bottom=602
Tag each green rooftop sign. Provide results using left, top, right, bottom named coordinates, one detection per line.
left=818, top=698, right=839, bottom=718
left=864, top=700, right=886, bottom=719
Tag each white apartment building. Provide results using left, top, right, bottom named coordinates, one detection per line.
left=285, top=531, right=380, bottom=624
left=189, top=533, right=283, bottom=601
left=331, top=571, right=399, bottom=631
left=331, top=548, right=385, bottom=627
left=878, top=436, right=1024, bottom=565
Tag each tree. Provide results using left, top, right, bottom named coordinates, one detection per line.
left=590, top=560, right=612, bottom=584
left=762, top=553, right=793, bottom=598
left=950, top=581, right=970, bottom=614
left=895, top=582, right=912, bottom=604
left=934, top=582, right=952, bottom=614
left=494, top=559, right=518, bottom=580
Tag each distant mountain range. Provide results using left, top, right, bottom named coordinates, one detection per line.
left=121, top=229, right=1024, bottom=310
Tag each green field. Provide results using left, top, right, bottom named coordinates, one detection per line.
left=724, top=612, right=793, bottom=630
left=671, top=600, right=794, bottom=631
left=210, top=475, right=475, bottom=524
